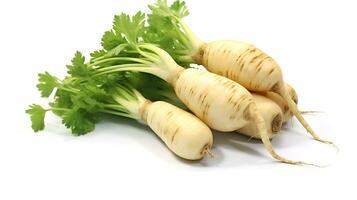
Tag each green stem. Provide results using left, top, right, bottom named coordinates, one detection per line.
left=51, top=107, right=71, bottom=112
left=58, top=85, right=79, bottom=94
left=89, top=57, right=152, bottom=67
left=93, top=66, right=159, bottom=78
left=178, top=55, right=194, bottom=64
left=137, top=47, right=161, bottom=64
left=173, top=23, right=191, bottom=49
left=92, top=44, right=129, bottom=62
left=178, top=20, right=202, bottom=55
left=95, top=63, right=148, bottom=73
left=99, top=109, right=138, bottom=119
left=103, top=104, right=126, bottom=110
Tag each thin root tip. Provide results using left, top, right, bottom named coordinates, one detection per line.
left=300, top=110, right=325, bottom=115
left=315, top=138, right=340, bottom=153
left=302, top=162, right=327, bottom=168
left=204, top=148, right=215, bottom=158
left=330, top=143, right=340, bottom=154
left=283, top=160, right=326, bottom=168
left=247, top=136, right=255, bottom=142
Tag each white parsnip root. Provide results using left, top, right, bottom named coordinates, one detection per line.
left=238, top=94, right=283, bottom=139
left=195, top=40, right=333, bottom=145
left=108, top=83, right=214, bottom=160
left=172, top=68, right=254, bottom=132
left=264, top=84, right=298, bottom=123
left=145, top=0, right=336, bottom=164
left=139, top=100, right=213, bottom=160
left=286, top=84, right=298, bottom=105
left=168, top=68, right=313, bottom=165
left=27, top=1, right=334, bottom=166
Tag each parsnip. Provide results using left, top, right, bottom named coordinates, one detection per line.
left=147, top=1, right=333, bottom=145
left=287, top=83, right=298, bottom=105
left=238, top=94, right=283, bottom=139
left=264, top=84, right=298, bottom=123
left=90, top=12, right=314, bottom=165
left=140, top=101, right=213, bottom=160
left=131, top=72, right=285, bottom=140
left=161, top=62, right=308, bottom=164
left=195, top=40, right=333, bottom=144
left=26, top=3, right=323, bottom=165
left=110, top=84, right=214, bottom=160
left=28, top=72, right=213, bottom=160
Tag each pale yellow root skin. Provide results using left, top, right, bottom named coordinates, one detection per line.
left=196, top=40, right=333, bottom=145
left=238, top=94, right=283, bottom=139
left=140, top=101, right=213, bottom=160
left=287, top=84, right=298, bottom=104
left=170, top=68, right=313, bottom=165
left=172, top=68, right=253, bottom=132
left=196, top=40, right=281, bottom=92
left=264, top=83, right=298, bottom=123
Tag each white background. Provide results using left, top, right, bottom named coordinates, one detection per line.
left=1, top=0, right=356, bottom=199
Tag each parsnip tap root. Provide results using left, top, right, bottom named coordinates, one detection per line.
left=195, top=40, right=334, bottom=145
left=92, top=11, right=318, bottom=165
left=140, top=100, right=213, bottom=160
left=238, top=94, right=283, bottom=139
left=263, top=83, right=298, bottom=123
left=246, top=104, right=318, bottom=166
left=145, top=0, right=336, bottom=161
left=171, top=68, right=312, bottom=165
left=286, top=83, right=298, bottom=104
left=171, top=68, right=254, bottom=132
left=146, top=1, right=334, bottom=145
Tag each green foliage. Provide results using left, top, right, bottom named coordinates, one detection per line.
left=71, top=83, right=107, bottom=113
left=66, top=51, right=92, bottom=77
left=115, top=12, right=146, bottom=46
left=97, top=73, right=125, bottom=91
left=28, top=50, right=144, bottom=135
left=149, top=0, right=189, bottom=19
left=146, top=0, right=193, bottom=66
left=37, top=72, right=59, bottom=97
left=90, top=50, right=107, bottom=60
left=26, top=104, right=48, bottom=132
left=27, top=4, right=190, bottom=136
left=97, top=11, right=147, bottom=62
left=100, top=12, right=146, bottom=52
left=101, top=30, right=124, bottom=51
left=127, top=72, right=186, bottom=109
left=170, top=0, right=189, bottom=18
left=62, top=108, right=98, bottom=136
left=50, top=90, right=73, bottom=116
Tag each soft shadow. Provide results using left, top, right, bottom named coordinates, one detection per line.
left=214, top=131, right=265, bottom=158
left=272, top=126, right=312, bottom=148
left=226, top=132, right=264, bottom=144
left=101, top=114, right=226, bottom=165
left=43, top=114, right=281, bottom=167
left=211, top=131, right=278, bottom=168
left=171, top=131, right=269, bottom=167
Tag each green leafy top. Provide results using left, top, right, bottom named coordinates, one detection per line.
left=27, top=9, right=189, bottom=136
left=146, top=0, right=202, bottom=65
left=87, top=11, right=184, bottom=83
left=27, top=52, right=147, bottom=135
left=97, top=11, right=145, bottom=58
left=149, top=0, right=189, bottom=19
left=37, top=72, right=60, bottom=97
left=67, top=51, right=93, bottom=78
left=26, top=104, right=48, bottom=132
left=116, top=12, right=146, bottom=47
